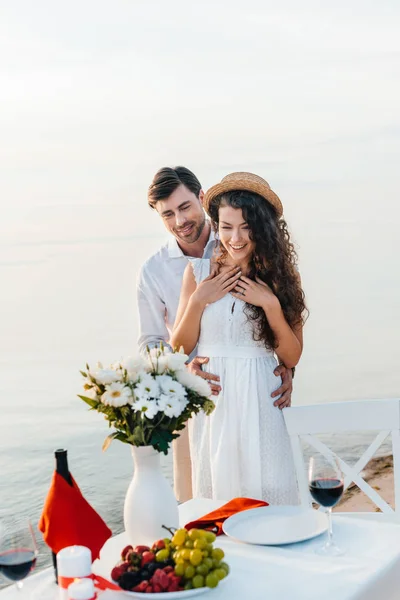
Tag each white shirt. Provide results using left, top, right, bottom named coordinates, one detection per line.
left=137, top=230, right=216, bottom=355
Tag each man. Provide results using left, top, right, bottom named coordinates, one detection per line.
left=137, top=166, right=294, bottom=500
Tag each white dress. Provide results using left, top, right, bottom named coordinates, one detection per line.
left=188, top=259, right=299, bottom=504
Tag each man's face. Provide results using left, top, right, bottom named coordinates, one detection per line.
left=156, top=184, right=206, bottom=244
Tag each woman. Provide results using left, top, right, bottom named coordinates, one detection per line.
left=170, top=172, right=307, bottom=503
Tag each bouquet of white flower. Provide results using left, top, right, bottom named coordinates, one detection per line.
left=79, top=345, right=214, bottom=454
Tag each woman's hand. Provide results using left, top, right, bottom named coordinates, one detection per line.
left=192, top=266, right=241, bottom=308
left=231, top=275, right=280, bottom=312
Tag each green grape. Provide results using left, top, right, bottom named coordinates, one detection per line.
left=205, top=543, right=213, bottom=553
left=192, top=575, right=205, bottom=588
left=197, top=530, right=208, bottom=539
left=174, top=563, right=185, bottom=577
left=204, top=531, right=216, bottom=543
left=214, top=568, right=227, bottom=580
left=188, top=529, right=201, bottom=541
left=206, top=572, right=219, bottom=588
left=220, top=562, right=230, bottom=575
left=212, top=548, right=225, bottom=561
left=175, top=553, right=186, bottom=565
left=202, top=551, right=209, bottom=558
left=184, top=540, right=194, bottom=549
left=184, top=581, right=193, bottom=590
left=156, top=548, right=169, bottom=562
left=212, top=558, right=221, bottom=568
left=181, top=549, right=191, bottom=561
left=190, top=549, right=203, bottom=566
left=196, top=563, right=209, bottom=576
left=204, top=557, right=213, bottom=570
left=193, top=538, right=207, bottom=550
left=184, top=564, right=195, bottom=579
left=172, top=528, right=187, bottom=546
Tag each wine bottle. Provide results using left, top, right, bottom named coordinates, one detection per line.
left=53, top=449, right=73, bottom=582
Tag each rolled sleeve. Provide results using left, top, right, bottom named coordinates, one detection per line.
left=137, top=264, right=170, bottom=355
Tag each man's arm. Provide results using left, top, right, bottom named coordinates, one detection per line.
left=137, top=264, right=170, bottom=355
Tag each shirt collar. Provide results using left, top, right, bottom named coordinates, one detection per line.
left=167, top=225, right=215, bottom=259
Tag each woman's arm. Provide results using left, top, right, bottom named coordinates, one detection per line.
left=266, top=308, right=303, bottom=369
left=170, top=264, right=205, bottom=355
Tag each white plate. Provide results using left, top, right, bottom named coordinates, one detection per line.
left=118, top=577, right=228, bottom=599
left=222, top=505, right=328, bottom=545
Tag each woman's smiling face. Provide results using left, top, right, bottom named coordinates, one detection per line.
left=218, top=205, right=255, bottom=265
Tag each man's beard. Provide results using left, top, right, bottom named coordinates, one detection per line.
left=174, top=216, right=206, bottom=244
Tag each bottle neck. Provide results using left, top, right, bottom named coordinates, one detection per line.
left=55, top=449, right=73, bottom=485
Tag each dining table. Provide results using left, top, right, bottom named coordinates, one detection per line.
left=1, top=498, right=400, bottom=600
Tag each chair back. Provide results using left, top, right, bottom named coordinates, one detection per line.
left=283, top=399, right=400, bottom=516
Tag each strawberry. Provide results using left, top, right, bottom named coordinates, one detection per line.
left=145, top=584, right=153, bottom=593
left=111, top=562, right=130, bottom=582
left=140, top=551, right=155, bottom=568
left=153, top=584, right=162, bottom=593
left=151, top=539, right=165, bottom=552
left=120, top=545, right=133, bottom=560
left=134, top=545, right=150, bottom=554
left=126, top=550, right=141, bottom=566
left=164, top=566, right=174, bottom=574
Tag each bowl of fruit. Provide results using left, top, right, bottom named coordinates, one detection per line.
left=110, top=527, right=230, bottom=598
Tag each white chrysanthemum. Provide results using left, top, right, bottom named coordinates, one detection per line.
left=101, top=382, right=133, bottom=407
left=93, top=368, right=121, bottom=385
left=135, top=373, right=160, bottom=399
left=121, top=356, right=147, bottom=379
left=156, top=375, right=187, bottom=400
left=134, top=397, right=159, bottom=419
left=158, top=394, right=186, bottom=418
left=164, top=351, right=189, bottom=372
left=175, top=368, right=212, bottom=397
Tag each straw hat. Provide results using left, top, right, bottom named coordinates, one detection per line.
left=203, top=172, right=283, bottom=217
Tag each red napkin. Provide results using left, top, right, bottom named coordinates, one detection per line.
left=185, top=497, right=268, bottom=535
left=38, top=472, right=112, bottom=560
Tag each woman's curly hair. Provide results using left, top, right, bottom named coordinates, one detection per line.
left=207, top=189, right=308, bottom=351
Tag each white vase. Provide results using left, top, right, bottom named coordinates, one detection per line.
left=124, top=445, right=179, bottom=546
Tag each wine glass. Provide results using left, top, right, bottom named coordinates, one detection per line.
left=0, top=517, right=38, bottom=590
left=309, top=454, right=344, bottom=556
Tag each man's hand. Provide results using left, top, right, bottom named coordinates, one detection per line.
left=187, top=356, right=221, bottom=396
left=271, top=364, right=293, bottom=409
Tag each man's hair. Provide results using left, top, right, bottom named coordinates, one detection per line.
left=148, top=166, right=202, bottom=209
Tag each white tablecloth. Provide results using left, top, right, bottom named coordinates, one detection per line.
left=2, top=499, right=400, bottom=600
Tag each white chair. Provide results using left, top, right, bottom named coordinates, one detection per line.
left=283, top=398, right=400, bottom=520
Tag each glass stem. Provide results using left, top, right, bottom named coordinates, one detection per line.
left=327, top=507, right=333, bottom=546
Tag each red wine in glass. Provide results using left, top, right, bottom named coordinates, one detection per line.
left=0, top=519, right=38, bottom=589
left=309, top=478, right=344, bottom=508
left=308, top=456, right=345, bottom=556
left=0, top=549, right=37, bottom=581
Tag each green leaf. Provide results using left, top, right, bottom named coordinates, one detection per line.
left=78, top=394, right=98, bottom=409
left=102, top=432, right=117, bottom=451
left=80, top=370, right=88, bottom=378
left=127, top=425, right=145, bottom=446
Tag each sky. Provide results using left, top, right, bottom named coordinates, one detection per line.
left=1, top=0, right=400, bottom=402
